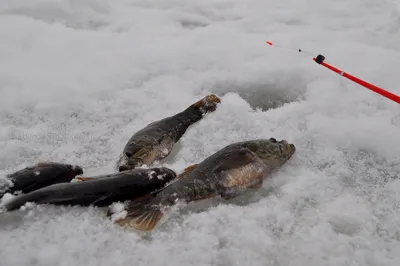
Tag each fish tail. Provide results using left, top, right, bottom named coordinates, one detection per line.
left=2, top=198, right=24, bottom=212
left=113, top=194, right=164, bottom=232
left=1, top=193, right=34, bottom=212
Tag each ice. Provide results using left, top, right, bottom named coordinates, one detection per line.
left=1, top=0, right=400, bottom=265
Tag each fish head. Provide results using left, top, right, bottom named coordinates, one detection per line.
left=247, top=138, right=296, bottom=168
left=70, top=165, right=83, bottom=175
left=118, top=158, right=143, bottom=172
left=193, top=94, right=221, bottom=114
left=147, top=167, right=177, bottom=187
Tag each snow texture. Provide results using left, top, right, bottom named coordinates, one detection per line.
left=1, top=0, right=400, bottom=265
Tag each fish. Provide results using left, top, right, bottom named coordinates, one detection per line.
left=113, top=138, right=296, bottom=231
left=0, top=162, right=83, bottom=198
left=1, top=167, right=177, bottom=212
left=116, top=94, right=221, bottom=171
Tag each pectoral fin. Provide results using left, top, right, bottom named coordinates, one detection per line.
left=214, top=148, right=256, bottom=173
left=214, top=149, right=265, bottom=200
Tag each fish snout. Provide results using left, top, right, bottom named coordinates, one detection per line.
left=289, top=143, right=295, bottom=150
left=118, top=164, right=129, bottom=172
left=289, top=143, right=296, bottom=155
left=277, top=139, right=296, bottom=158
left=72, top=165, right=83, bottom=175
left=149, top=167, right=177, bottom=183
left=158, top=167, right=177, bottom=178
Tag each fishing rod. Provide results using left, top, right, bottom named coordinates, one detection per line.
left=265, top=40, right=400, bottom=105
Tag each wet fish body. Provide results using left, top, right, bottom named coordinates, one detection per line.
left=1, top=167, right=177, bottom=212
left=116, top=94, right=221, bottom=171
left=0, top=162, right=83, bottom=198
left=114, top=138, right=296, bottom=231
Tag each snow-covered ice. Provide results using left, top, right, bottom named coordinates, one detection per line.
left=1, top=0, right=400, bottom=265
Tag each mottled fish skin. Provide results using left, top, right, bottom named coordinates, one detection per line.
left=116, top=94, right=221, bottom=171
left=1, top=167, right=177, bottom=212
left=0, top=162, right=83, bottom=198
left=114, top=138, right=296, bottom=231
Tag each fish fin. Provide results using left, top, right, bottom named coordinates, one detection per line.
left=247, top=178, right=263, bottom=189
left=119, top=147, right=157, bottom=171
left=176, top=164, right=198, bottom=180
left=114, top=195, right=163, bottom=232
left=106, top=193, right=152, bottom=217
left=183, top=164, right=197, bottom=173
left=123, top=142, right=144, bottom=159
left=90, top=193, right=113, bottom=206
left=215, top=150, right=265, bottom=200
left=218, top=176, right=263, bottom=200
left=215, top=148, right=256, bottom=173
left=74, top=176, right=92, bottom=182
left=192, top=94, right=221, bottom=113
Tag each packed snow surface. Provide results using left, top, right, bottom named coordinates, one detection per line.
left=1, top=0, right=400, bottom=265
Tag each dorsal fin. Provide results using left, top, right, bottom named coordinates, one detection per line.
left=176, top=164, right=198, bottom=180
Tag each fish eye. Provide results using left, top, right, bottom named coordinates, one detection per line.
left=269, top=138, right=277, bottom=143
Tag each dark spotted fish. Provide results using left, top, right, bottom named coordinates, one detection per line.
left=1, top=167, right=177, bottom=212
left=116, top=94, right=221, bottom=171
left=0, top=162, right=83, bottom=198
left=113, top=138, right=296, bottom=231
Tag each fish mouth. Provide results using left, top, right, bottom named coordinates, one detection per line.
left=118, top=164, right=130, bottom=172
left=73, top=165, right=84, bottom=175
left=289, top=143, right=296, bottom=156
left=280, top=140, right=296, bottom=157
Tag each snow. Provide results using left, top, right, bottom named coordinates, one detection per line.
left=109, top=202, right=128, bottom=222
left=1, top=0, right=400, bottom=265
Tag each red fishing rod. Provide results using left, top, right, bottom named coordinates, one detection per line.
left=313, top=54, right=400, bottom=104
left=266, top=40, right=400, bottom=105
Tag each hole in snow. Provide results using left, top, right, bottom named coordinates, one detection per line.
left=209, top=75, right=307, bottom=111
left=180, top=20, right=209, bottom=29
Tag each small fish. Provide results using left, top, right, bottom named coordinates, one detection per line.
left=116, top=94, right=221, bottom=171
left=1, top=162, right=83, bottom=198
left=1, top=167, right=177, bottom=212
left=113, top=138, right=296, bottom=231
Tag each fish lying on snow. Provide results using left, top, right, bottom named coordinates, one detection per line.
left=0, top=162, right=83, bottom=198
left=116, top=94, right=221, bottom=172
left=1, top=167, right=178, bottom=212
left=113, top=138, right=296, bottom=231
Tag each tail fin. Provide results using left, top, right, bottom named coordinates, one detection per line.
left=192, top=94, right=221, bottom=114
left=113, top=195, right=164, bottom=232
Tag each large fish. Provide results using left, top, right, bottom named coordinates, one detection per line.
left=116, top=94, right=221, bottom=171
left=1, top=167, right=177, bottom=212
left=0, top=162, right=83, bottom=198
left=113, top=138, right=296, bottom=231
